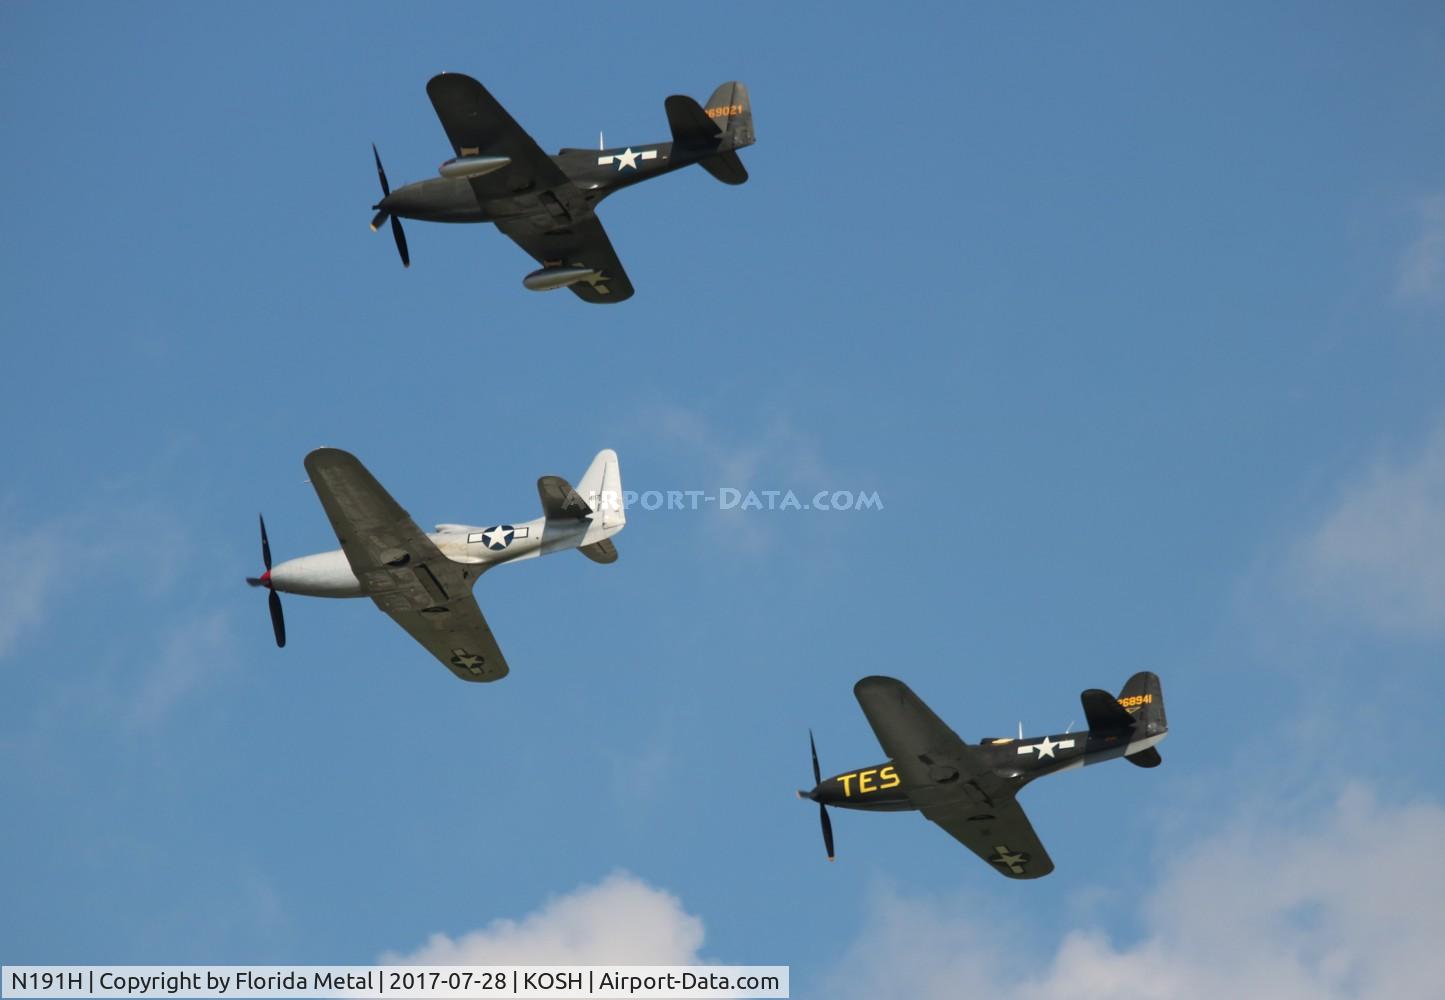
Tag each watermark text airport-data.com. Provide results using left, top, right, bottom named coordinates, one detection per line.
left=596, top=488, right=883, bottom=512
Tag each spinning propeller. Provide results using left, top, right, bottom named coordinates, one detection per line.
left=804, top=729, right=835, bottom=861
left=245, top=514, right=286, bottom=648
left=370, top=144, right=410, bottom=267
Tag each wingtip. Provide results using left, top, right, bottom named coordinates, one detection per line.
left=853, top=675, right=905, bottom=697
left=426, top=71, right=483, bottom=95
left=303, top=445, right=360, bottom=469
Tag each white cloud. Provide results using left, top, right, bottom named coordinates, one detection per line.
left=0, top=499, right=229, bottom=725
left=640, top=405, right=842, bottom=554
left=127, top=610, right=236, bottom=728
left=0, top=520, right=65, bottom=660
left=1395, top=195, right=1445, bottom=304
left=383, top=871, right=706, bottom=965
left=0, top=503, right=190, bottom=664
left=650, top=407, right=833, bottom=495
left=378, top=794, right=1445, bottom=1000
left=824, top=784, right=1445, bottom=1000
left=1292, top=423, right=1445, bottom=634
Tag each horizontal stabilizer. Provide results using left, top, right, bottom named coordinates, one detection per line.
left=665, top=94, right=722, bottom=148
left=699, top=150, right=749, bottom=185
left=1125, top=746, right=1162, bottom=768
left=1080, top=688, right=1135, bottom=732
left=579, top=538, right=618, bottom=564
left=537, top=475, right=592, bottom=520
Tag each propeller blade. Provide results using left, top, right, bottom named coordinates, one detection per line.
left=268, top=589, right=286, bottom=648
left=254, top=514, right=285, bottom=646
left=808, top=730, right=834, bottom=859
left=370, top=144, right=408, bottom=266
left=372, top=143, right=391, bottom=197
left=390, top=214, right=410, bottom=268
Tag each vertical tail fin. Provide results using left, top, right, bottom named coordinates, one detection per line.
left=577, top=448, right=625, bottom=533
left=664, top=82, right=753, bottom=186
left=1118, top=671, right=1165, bottom=733
left=703, top=81, right=753, bottom=151
left=1118, top=671, right=1166, bottom=767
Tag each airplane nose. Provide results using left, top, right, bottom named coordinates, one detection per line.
left=376, top=189, right=420, bottom=214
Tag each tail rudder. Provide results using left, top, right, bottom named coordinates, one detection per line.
left=577, top=448, right=625, bottom=534
left=703, top=81, right=753, bottom=151
left=1118, top=671, right=1166, bottom=767
left=665, top=82, right=753, bottom=186
left=1118, top=671, right=1166, bottom=734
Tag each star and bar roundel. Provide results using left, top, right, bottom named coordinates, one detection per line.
left=450, top=648, right=486, bottom=674
left=473, top=524, right=532, bottom=551
left=1015, top=735, right=1076, bottom=759
left=988, top=845, right=1032, bottom=875
left=482, top=525, right=515, bottom=550
left=597, top=147, right=659, bottom=171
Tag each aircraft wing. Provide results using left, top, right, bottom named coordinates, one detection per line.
left=853, top=675, right=971, bottom=792
left=853, top=675, right=1053, bottom=878
left=426, top=73, right=571, bottom=197
left=496, top=213, right=635, bottom=303
left=915, top=795, right=1055, bottom=880
left=302, top=448, right=509, bottom=682
left=379, top=590, right=509, bottom=683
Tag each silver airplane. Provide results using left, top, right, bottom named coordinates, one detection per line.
left=247, top=447, right=625, bottom=682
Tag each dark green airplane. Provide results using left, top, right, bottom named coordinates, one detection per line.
left=800, top=672, right=1167, bottom=878
left=369, top=74, right=755, bottom=302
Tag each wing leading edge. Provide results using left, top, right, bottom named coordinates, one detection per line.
left=303, top=448, right=510, bottom=682
left=853, top=676, right=1054, bottom=878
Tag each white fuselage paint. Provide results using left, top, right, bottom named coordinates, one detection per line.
left=267, top=513, right=600, bottom=599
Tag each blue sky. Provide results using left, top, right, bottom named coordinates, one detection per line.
left=5, top=3, right=1445, bottom=995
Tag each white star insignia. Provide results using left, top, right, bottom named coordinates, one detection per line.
left=614, top=147, right=640, bottom=170
left=450, top=650, right=485, bottom=671
left=1016, top=736, right=1076, bottom=759
left=990, top=845, right=1028, bottom=873
left=483, top=526, right=512, bottom=549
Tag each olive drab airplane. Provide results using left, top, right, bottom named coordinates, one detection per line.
left=800, top=672, right=1167, bottom=878
left=246, top=447, right=625, bottom=682
left=369, top=73, right=755, bottom=302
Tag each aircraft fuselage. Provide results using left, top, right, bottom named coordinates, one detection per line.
left=375, top=141, right=694, bottom=226
left=811, top=726, right=1166, bottom=814
left=265, top=514, right=594, bottom=599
